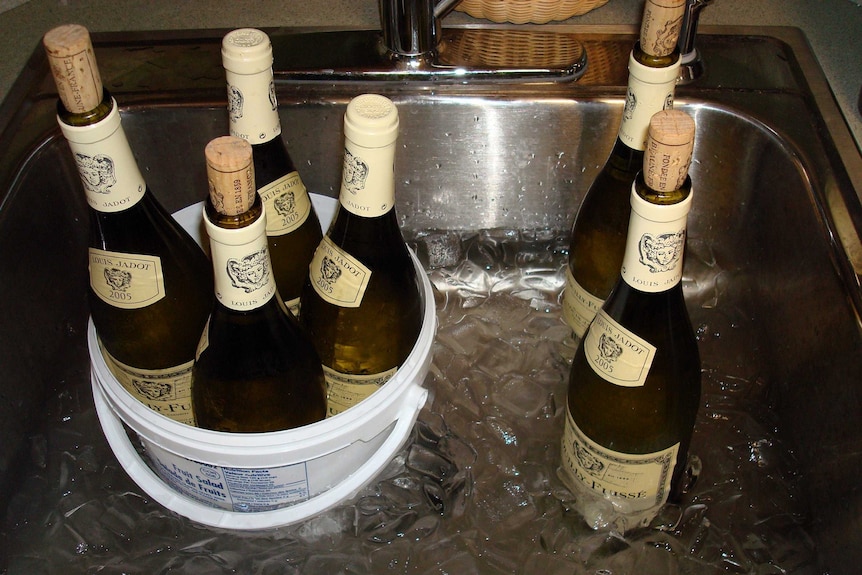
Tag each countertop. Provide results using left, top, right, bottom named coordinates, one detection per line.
left=1, top=0, right=860, bottom=153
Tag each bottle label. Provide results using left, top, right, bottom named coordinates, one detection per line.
left=621, top=191, right=688, bottom=293
left=226, top=69, right=281, bottom=144
left=209, top=219, right=278, bottom=312
left=307, top=236, right=372, bottom=308
left=562, top=267, right=606, bottom=339
left=560, top=407, right=678, bottom=516
left=339, top=140, right=396, bottom=219
left=584, top=310, right=657, bottom=388
left=618, top=55, right=680, bottom=152
left=258, top=171, right=312, bottom=236
left=194, top=316, right=210, bottom=360
left=89, top=247, right=165, bottom=309
left=100, top=341, right=196, bottom=426
left=284, top=295, right=301, bottom=318
left=62, top=103, right=147, bottom=212
left=322, top=364, right=398, bottom=417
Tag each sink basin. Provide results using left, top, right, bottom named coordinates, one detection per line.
left=1, top=25, right=860, bottom=573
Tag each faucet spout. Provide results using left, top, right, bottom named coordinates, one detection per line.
left=380, top=0, right=462, bottom=58
left=678, top=0, right=716, bottom=84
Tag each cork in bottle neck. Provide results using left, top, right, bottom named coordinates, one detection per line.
left=205, top=136, right=256, bottom=216
left=43, top=24, right=104, bottom=114
left=639, top=0, right=686, bottom=58
left=643, top=109, right=695, bottom=192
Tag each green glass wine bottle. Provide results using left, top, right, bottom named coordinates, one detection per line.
left=559, top=109, right=702, bottom=532
left=45, top=24, right=213, bottom=426
left=561, top=0, right=685, bottom=338
left=300, top=94, right=423, bottom=417
left=192, top=136, right=326, bottom=432
left=222, top=28, right=322, bottom=317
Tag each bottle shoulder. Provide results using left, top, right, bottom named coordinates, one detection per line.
left=204, top=297, right=317, bottom=357
left=90, top=189, right=209, bottom=269
left=252, top=137, right=298, bottom=186
left=327, top=207, right=412, bottom=262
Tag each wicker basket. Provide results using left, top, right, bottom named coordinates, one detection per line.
left=455, top=0, right=611, bottom=24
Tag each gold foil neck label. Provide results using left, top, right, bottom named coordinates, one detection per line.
left=89, top=248, right=165, bottom=309
left=307, top=236, right=372, bottom=308
left=259, top=171, right=312, bottom=236
left=583, top=310, right=657, bottom=388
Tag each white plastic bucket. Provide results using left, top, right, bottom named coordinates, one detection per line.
left=89, top=194, right=435, bottom=530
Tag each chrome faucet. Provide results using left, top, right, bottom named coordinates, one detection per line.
left=277, top=0, right=586, bottom=82
left=678, top=0, right=716, bottom=84
left=379, top=0, right=462, bottom=59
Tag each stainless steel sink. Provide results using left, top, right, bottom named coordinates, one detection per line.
left=1, top=25, right=861, bottom=573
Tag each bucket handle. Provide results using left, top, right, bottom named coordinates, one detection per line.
left=93, top=372, right=429, bottom=530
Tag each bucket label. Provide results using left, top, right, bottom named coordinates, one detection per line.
left=147, top=442, right=311, bottom=512
left=100, top=341, right=196, bottom=426
left=259, top=171, right=313, bottom=236
left=323, top=364, right=398, bottom=417
left=89, top=248, right=165, bottom=309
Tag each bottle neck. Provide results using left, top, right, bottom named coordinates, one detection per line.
left=338, top=138, right=396, bottom=219
left=204, top=195, right=278, bottom=311
left=58, top=94, right=147, bottom=213
left=620, top=174, right=692, bottom=293
left=226, top=67, right=281, bottom=144
left=618, top=47, right=681, bottom=152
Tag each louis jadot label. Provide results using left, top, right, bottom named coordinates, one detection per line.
left=560, top=407, right=678, bottom=514
left=583, top=310, right=656, bottom=388
left=226, top=70, right=281, bottom=144
left=339, top=141, right=396, bottom=219
left=307, top=235, right=372, bottom=308
left=621, top=196, right=687, bottom=294
left=89, top=248, right=165, bottom=309
left=100, top=342, right=196, bottom=426
left=322, top=365, right=398, bottom=417
left=618, top=56, right=680, bottom=152
left=212, top=232, right=277, bottom=312
left=258, top=172, right=312, bottom=236
left=562, top=267, right=605, bottom=339
left=62, top=104, right=147, bottom=213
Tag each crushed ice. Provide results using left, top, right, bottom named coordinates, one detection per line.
left=3, top=230, right=818, bottom=573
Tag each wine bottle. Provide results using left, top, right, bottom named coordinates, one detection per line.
left=44, top=24, right=213, bottom=426
left=192, top=136, right=326, bottom=432
left=559, top=110, right=702, bottom=531
left=221, top=28, right=323, bottom=318
left=300, top=94, right=423, bottom=417
left=561, top=0, right=685, bottom=338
